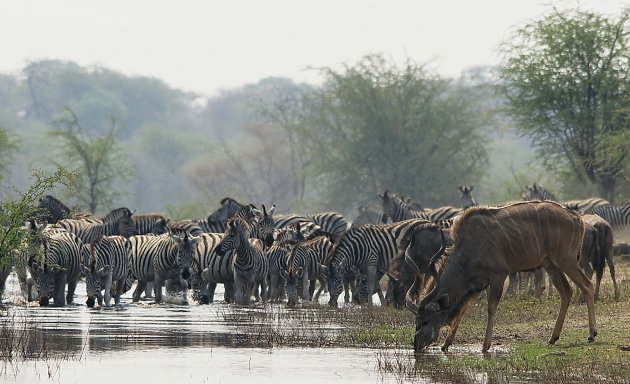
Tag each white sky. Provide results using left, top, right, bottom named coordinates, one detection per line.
left=0, top=0, right=626, bottom=96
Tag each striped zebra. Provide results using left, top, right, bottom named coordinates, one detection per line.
left=590, top=203, right=630, bottom=230
left=187, top=232, right=234, bottom=304
left=379, top=191, right=429, bottom=222
left=30, top=231, right=82, bottom=306
left=80, top=235, right=131, bottom=307
left=58, top=207, right=138, bottom=244
left=267, top=223, right=306, bottom=302
left=129, top=233, right=201, bottom=304
left=351, top=205, right=388, bottom=228
left=273, top=212, right=347, bottom=242
left=521, top=183, right=557, bottom=201
left=580, top=215, right=619, bottom=301
left=283, top=235, right=333, bottom=307
left=522, top=183, right=609, bottom=214
left=215, top=218, right=268, bottom=305
left=326, top=218, right=428, bottom=307
left=132, top=214, right=169, bottom=235
left=36, top=195, right=94, bottom=223
left=458, top=185, right=477, bottom=210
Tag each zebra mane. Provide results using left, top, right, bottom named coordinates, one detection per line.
left=103, top=207, right=133, bottom=223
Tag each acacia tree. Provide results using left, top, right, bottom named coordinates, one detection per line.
left=291, top=55, right=492, bottom=211
left=49, top=109, right=132, bottom=213
left=499, top=8, right=630, bottom=202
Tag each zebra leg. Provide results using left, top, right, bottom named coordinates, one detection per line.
left=260, top=277, right=268, bottom=304
left=144, top=282, right=154, bottom=299
left=55, top=272, right=68, bottom=306
left=154, top=278, right=164, bottom=304
left=206, top=282, right=217, bottom=303
left=179, top=276, right=188, bottom=304
left=103, top=273, right=113, bottom=307
left=313, top=276, right=327, bottom=302
left=308, top=279, right=316, bottom=301
left=224, top=283, right=234, bottom=303
left=132, top=280, right=146, bottom=302
left=114, top=278, right=125, bottom=305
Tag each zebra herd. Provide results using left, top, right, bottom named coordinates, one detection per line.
left=2, top=182, right=627, bottom=312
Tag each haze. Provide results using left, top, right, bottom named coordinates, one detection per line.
left=1, top=0, right=625, bottom=95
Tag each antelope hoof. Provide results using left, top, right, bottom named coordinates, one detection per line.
left=549, top=336, right=559, bottom=345
left=588, top=336, right=595, bottom=343
left=441, top=344, right=450, bottom=352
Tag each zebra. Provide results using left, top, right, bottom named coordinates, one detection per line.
left=326, top=218, right=428, bottom=308
left=30, top=231, right=82, bottom=306
left=58, top=207, right=138, bottom=244
left=522, top=183, right=609, bottom=214
left=267, top=223, right=307, bottom=302
left=379, top=190, right=430, bottom=222
left=215, top=218, right=268, bottom=305
left=132, top=214, right=169, bottom=235
left=521, top=183, right=557, bottom=201
left=273, top=212, right=347, bottom=242
left=129, top=232, right=201, bottom=304
left=590, top=203, right=630, bottom=230
left=187, top=232, right=234, bottom=304
left=80, top=235, right=131, bottom=307
left=458, top=185, right=477, bottom=210
left=351, top=205, right=388, bottom=228
left=283, top=235, right=333, bottom=307
left=36, top=195, right=94, bottom=224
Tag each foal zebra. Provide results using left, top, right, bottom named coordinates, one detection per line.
left=81, top=235, right=131, bottom=307
left=215, top=218, right=268, bottom=305
left=129, top=233, right=200, bottom=304
left=30, top=231, right=82, bottom=306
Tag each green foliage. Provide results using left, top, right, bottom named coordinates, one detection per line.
left=293, top=55, right=492, bottom=210
left=0, top=169, right=74, bottom=270
left=499, top=8, right=630, bottom=202
left=48, top=109, right=133, bottom=214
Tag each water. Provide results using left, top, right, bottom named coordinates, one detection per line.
left=0, top=274, right=411, bottom=383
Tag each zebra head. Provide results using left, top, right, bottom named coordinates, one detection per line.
left=281, top=267, right=303, bottom=307
left=80, top=264, right=111, bottom=308
left=257, top=204, right=276, bottom=248
left=326, top=261, right=344, bottom=308
left=30, top=262, right=55, bottom=307
left=216, top=218, right=249, bottom=257
left=208, top=197, right=244, bottom=224
left=171, top=233, right=201, bottom=269
left=458, top=185, right=477, bottom=210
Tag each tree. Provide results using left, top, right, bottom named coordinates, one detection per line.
left=49, top=109, right=133, bottom=213
left=499, top=8, right=630, bottom=202
left=289, top=55, right=492, bottom=211
left=0, top=169, right=73, bottom=271
left=0, top=127, right=18, bottom=184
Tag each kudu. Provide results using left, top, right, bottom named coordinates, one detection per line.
left=408, top=201, right=597, bottom=353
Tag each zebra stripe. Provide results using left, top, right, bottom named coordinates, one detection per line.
left=327, top=218, right=428, bottom=307
left=284, top=236, right=333, bottom=306
left=521, top=183, right=557, bottom=201
left=58, top=207, right=138, bottom=244
left=132, top=214, right=169, bottom=235
left=215, top=218, right=268, bottom=305
left=563, top=198, right=610, bottom=214
left=81, top=235, right=130, bottom=307
left=128, top=233, right=200, bottom=304
left=188, top=233, right=235, bottom=304
left=267, top=224, right=306, bottom=302
left=590, top=204, right=630, bottom=229
left=30, top=232, right=82, bottom=306
left=352, top=205, right=388, bottom=228
left=380, top=191, right=430, bottom=222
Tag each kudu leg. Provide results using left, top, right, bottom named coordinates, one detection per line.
left=545, top=264, right=573, bottom=344
left=560, top=262, right=597, bottom=342
left=606, top=255, right=620, bottom=300
left=482, top=279, right=505, bottom=353
left=442, top=292, right=480, bottom=352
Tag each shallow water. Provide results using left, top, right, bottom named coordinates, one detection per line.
left=0, top=273, right=525, bottom=383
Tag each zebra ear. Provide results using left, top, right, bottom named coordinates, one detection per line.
left=458, top=185, right=463, bottom=192
left=268, top=204, right=276, bottom=216
left=98, top=265, right=111, bottom=277
left=80, top=264, right=91, bottom=276
left=280, top=268, right=288, bottom=279
left=319, top=265, right=329, bottom=275
left=468, top=185, right=473, bottom=191
left=170, top=234, right=184, bottom=245
left=261, top=204, right=267, bottom=216
left=296, top=267, right=304, bottom=278
left=201, top=268, right=210, bottom=282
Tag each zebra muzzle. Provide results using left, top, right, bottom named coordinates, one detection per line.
left=86, top=297, right=96, bottom=308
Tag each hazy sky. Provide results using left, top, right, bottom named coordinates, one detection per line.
left=0, top=0, right=626, bottom=96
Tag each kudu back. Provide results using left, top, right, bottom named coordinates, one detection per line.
left=409, top=201, right=596, bottom=353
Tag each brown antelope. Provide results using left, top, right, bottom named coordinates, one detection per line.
left=408, top=201, right=597, bottom=353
